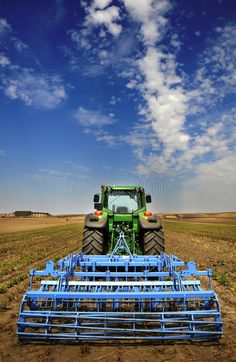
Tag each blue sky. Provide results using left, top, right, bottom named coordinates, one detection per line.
left=0, top=0, right=235, bottom=214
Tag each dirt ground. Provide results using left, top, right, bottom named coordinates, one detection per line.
left=0, top=216, right=84, bottom=234
left=0, top=222, right=235, bottom=362
left=161, top=212, right=236, bottom=225
left=171, top=217, right=236, bottom=225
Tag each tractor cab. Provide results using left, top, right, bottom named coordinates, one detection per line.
left=84, top=185, right=163, bottom=255
left=94, top=185, right=152, bottom=214
left=105, top=188, right=141, bottom=214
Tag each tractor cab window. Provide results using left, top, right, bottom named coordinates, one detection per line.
left=105, top=190, right=141, bottom=213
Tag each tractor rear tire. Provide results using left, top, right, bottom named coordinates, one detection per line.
left=82, top=228, right=104, bottom=255
left=143, top=228, right=165, bottom=255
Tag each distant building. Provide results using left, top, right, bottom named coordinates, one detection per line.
left=31, top=212, right=50, bottom=218
left=0, top=213, right=15, bottom=218
left=163, top=214, right=178, bottom=219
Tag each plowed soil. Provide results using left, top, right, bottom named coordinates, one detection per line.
left=0, top=220, right=235, bottom=362
left=0, top=216, right=84, bottom=234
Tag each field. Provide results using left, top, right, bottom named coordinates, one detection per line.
left=0, top=216, right=84, bottom=234
left=0, top=217, right=236, bottom=362
left=161, top=212, right=236, bottom=225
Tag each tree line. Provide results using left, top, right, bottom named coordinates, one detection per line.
left=14, top=211, right=50, bottom=217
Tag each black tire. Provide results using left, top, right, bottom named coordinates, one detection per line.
left=82, top=228, right=104, bottom=255
left=143, top=228, right=165, bottom=255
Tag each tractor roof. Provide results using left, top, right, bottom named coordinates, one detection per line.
left=102, top=185, right=143, bottom=190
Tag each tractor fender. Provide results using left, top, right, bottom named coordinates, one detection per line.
left=84, top=213, right=107, bottom=229
left=139, top=215, right=162, bottom=230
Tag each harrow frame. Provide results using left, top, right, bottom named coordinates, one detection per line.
left=17, top=234, right=222, bottom=341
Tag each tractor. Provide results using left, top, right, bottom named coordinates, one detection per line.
left=82, top=185, right=164, bottom=255
left=16, top=185, right=223, bottom=341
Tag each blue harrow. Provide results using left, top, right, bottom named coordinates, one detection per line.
left=17, top=233, right=222, bottom=341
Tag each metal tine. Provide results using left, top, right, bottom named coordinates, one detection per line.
left=17, top=245, right=223, bottom=340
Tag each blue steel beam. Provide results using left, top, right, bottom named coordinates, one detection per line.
left=17, top=233, right=223, bottom=341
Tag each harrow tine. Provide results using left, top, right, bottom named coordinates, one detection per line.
left=17, top=251, right=223, bottom=341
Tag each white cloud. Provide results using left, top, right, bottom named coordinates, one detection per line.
left=86, top=5, right=122, bottom=36
left=123, top=0, right=171, bottom=45
left=69, top=0, right=236, bottom=210
left=190, top=154, right=236, bottom=189
left=27, top=168, right=90, bottom=182
left=93, top=0, right=112, bottom=9
left=0, top=53, right=10, bottom=67
left=110, top=95, right=121, bottom=105
left=84, top=128, right=120, bottom=147
left=69, top=28, right=92, bottom=50
left=180, top=154, right=236, bottom=211
left=74, top=107, right=115, bottom=127
left=3, top=69, right=67, bottom=109
left=65, top=161, right=90, bottom=171
left=126, top=79, right=137, bottom=89
left=138, top=47, right=190, bottom=155
left=119, top=7, right=236, bottom=181
left=130, top=109, right=235, bottom=177
left=0, top=18, right=66, bottom=110
left=0, top=149, right=6, bottom=156
left=170, top=33, right=181, bottom=51
left=14, top=39, right=29, bottom=52
left=95, top=132, right=119, bottom=147
left=120, top=0, right=193, bottom=170
left=0, top=18, right=11, bottom=36
left=54, top=0, right=66, bottom=19
left=192, top=24, right=236, bottom=111
left=39, top=169, right=72, bottom=177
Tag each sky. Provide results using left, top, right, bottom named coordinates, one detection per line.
left=0, top=0, right=235, bottom=214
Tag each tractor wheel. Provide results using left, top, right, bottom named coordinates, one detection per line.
left=143, top=228, right=165, bottom=255
left=82, top=228, right=104, bottom=255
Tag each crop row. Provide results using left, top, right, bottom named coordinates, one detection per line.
left=163, top=220, right=236, bottom=243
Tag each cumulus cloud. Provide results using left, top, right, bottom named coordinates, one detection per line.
left=93, top=0, right=112, bottom=9
left=65, top=161, right=90, bottom=171
left=132, top=108, right=235, bottom=177
left=29, top=165, right=91, bottom=181
left=79, top=0, right=122, bottom=37
left=72, top=107, right=120, bottom=146
left=123, top=0, right=171, bottom=45
left=69, top=28, right=91, bottom=50
left=192, top=24, right=236, bottom=111
left=0, top=53, right=10, bottom=67
left=14, top=38, right=29, bottom=52
left=84, top=128, right=120, bottom=147
left=74, top=107, right=115, bottom=127
left=70, top=0, right=236, bottom=208
left=0, top=17, right=67, bottom=110
left=138, top=47, right=190, bottom=154
left=54, top=0, right=66, bottom=20
left=189, top=154, right=236, bottom=190
left=0, top=18, right=11, bottom=36
left=119, top=4, right=236, bottom=181
left=180, top=154, right=236, bottom=211
left=121, top=0, right=192, bottom=170
left=85, top=4, right=122, bottom=36
left=110, top=95, right=121, bottom=105
left=3, top=69, right=67, bottom=109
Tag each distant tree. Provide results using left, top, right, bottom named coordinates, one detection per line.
left=14, top=211, right=33, bottom=217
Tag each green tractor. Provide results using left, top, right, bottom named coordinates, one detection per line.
left=82, top=185, right=165, bottom=255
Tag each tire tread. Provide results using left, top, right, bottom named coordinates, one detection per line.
left=143, top=228, right=165, bottom=255
left=82, top=228, right=104, bottom=255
